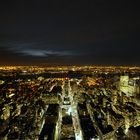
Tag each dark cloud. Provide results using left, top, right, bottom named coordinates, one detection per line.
left=0, top=0, right=140, bottom=66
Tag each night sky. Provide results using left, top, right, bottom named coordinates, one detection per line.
left=0, top=0, right=140, bottom=66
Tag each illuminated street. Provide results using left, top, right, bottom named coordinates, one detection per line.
left=0, top=66, right=140, bottom=140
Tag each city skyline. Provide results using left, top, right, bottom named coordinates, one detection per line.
left=0, top=66, right=140, bottom=139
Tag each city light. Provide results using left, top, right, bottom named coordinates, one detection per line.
left=0, top=66, right=140, bottom=139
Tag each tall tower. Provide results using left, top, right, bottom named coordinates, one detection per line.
left=119, top=75, right=130, bottom=104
